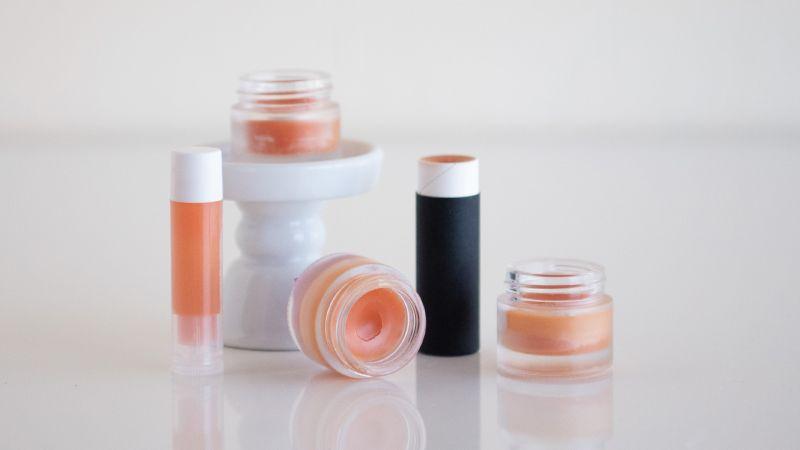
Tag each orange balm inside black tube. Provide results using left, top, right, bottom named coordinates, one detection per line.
left=171, top=147, right=223, bottom=376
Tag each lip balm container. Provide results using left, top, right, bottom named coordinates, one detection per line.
left=288, top=253, right=426, bottom=378
left=416, top=155, right=480, bottom=356
left=497, top=259, right=613, bottom=378
left=171, top=147, right=224, bottom=376
left=231, top=69, right=340, bottom=157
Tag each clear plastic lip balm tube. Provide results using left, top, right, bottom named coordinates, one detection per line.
left=171, top=147, right=224, bottom=376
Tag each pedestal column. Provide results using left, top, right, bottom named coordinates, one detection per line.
left=224, top=201, right=325, bottom=350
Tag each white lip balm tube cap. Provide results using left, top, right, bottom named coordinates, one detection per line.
left=171, top=147, right=223, bottom=203
left=417, top=155, right=479, bottom=198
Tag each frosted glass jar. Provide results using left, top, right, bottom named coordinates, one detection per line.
left=231, top=70, right=340, bottom=157
left=497, top=259, right=613, bottom=378
left=288, top=254, right=426, bottom=378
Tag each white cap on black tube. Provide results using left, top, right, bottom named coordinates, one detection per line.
left=417, top=155, right=479, bottom=198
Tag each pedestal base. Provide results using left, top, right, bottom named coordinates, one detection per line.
left=221, top=141, right=382, bottom=351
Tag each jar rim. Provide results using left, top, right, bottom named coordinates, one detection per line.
left=505, top=258, right=606, bottom=302
left=238, top=69, right=332, bottom=95
left=507, top=258, right=604, bottom=287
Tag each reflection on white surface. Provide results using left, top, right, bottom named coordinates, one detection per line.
left=172, top=374, right=224, bottom=450
left=416, top=354, right=481, bottom=450
left=224, top=359, right=306, bottom=450
left=291, top=373, right=425, bottom=450
left=497, top=374, right=613, bottom=449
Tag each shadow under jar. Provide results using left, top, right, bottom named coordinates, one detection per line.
left=231, top=69, right=340, bottom=157
left=497, top=259, right=613, bottom=378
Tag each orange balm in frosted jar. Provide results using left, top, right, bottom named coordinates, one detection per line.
left=288, top=254, right=426, bottom=378
left=231, top=69, right=340, bottom=157
left=497, top=259, right=613, bottom=378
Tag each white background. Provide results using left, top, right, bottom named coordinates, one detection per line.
left=1, top=0, right=799, bottom=140
left=1, top=1, right=799, bottom=449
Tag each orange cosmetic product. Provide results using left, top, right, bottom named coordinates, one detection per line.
left=288, top=254, right=426, bottom=378
left=497, top=259, right=613, bottom=378
left=231, top=70, right=340, bottom=157
left=171, top=147, right=223, bottom=376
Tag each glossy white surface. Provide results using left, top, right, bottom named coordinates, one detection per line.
left=1, top=138, right=799, bottom=449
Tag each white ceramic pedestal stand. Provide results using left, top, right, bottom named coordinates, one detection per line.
left=222, top=140, right=382, bottom=350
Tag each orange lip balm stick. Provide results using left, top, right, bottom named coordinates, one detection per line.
left=171, top=147, right=223, bottom=376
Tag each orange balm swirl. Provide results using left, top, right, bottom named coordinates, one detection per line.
left=288, top=254, right=426, bottom=378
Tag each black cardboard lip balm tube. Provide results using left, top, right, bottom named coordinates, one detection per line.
left=417, top=155, right=480, bottom=356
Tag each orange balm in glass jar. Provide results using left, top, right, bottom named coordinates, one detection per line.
left=497, top=259, right=613, bottom=378
left=231, top=69, right=340, bottom=157
left=288, top=254, right=426, bottom=378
